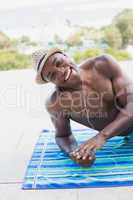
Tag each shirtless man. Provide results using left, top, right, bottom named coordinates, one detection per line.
left=33, top=48, right=133, bottom=166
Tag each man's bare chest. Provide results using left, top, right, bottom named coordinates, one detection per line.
left=59, top=71, right=114, bottom=114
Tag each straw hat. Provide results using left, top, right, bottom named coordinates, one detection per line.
left=32, top=48, right=63, bottom=84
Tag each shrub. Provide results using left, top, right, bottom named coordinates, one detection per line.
left=72, top=48, right=132, bottom=63
left=0, top=51, right=31, bottom=70
left=105, top=48, right=132, bottom=61
left=73, top=48, right=102, bottom=63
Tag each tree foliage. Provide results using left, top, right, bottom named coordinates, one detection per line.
left=0, top=32, right=11, bottom=49
left=65, top=31, right=83, bottom=46
left=113, top=9, right=133, bottom=47
left=102, top=25, right=122, bottom=49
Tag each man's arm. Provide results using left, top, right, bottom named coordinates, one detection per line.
left=51, top=113, right=78, bottom=155
left=46, top=92, right=96, bottom=166
left=75, top=55, right=133, bottom=159
left=96, top=55, right=133, bottom=139
left=45, top=92, right=78, bottom=155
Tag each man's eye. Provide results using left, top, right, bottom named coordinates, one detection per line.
left=56, top=60, right=62, bottom=67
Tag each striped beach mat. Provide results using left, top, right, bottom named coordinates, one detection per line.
left=22, top=128, right=133, bottom=190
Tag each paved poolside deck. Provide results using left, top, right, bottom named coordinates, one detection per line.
left=0, top=61, right=133, bottom=200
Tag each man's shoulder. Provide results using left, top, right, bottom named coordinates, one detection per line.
left=93, top=54, right=122, bottom=78
left=45, top=89, right=60, bottom=113
left=80, top=54, right=122, bottom=79
left=94, top=54, right=116, bottom=66
left=45, top=88, right=70, bottom=114
left=80, top=54, right=112, bottom=69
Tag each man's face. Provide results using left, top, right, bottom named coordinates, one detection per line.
left=41, top=53, right=81, bottom=89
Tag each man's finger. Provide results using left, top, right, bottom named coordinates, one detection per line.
left=82, top=149, right=91, bottom=160
left=76, top=154, right=82, bottom=159
left=72, top=148, right=80, bottom=154
left=70, top=150, right=82, bottom=160
left=74, top=152, right=81, bottom=159
left=79, top=145, right=93, bottom=157
left=82, top=147, right=96, bottom=160
left=79, top=143, right=85, bottom=149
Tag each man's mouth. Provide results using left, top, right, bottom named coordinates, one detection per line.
left=64, top=68, right=72, bottom=81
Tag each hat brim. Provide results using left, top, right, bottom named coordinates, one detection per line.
left=35, top=73, right=48, bottom=84
left=35, top=48, right=63, bottom=84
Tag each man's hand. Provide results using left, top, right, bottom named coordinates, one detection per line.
left=69, top=134, right=106, bottom=166
left=69, top=148, right=96, bottom=167
left=75, top=134, right=106, bottom=160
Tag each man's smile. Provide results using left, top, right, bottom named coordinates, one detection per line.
left=64, top=67, right=72, bottom=81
